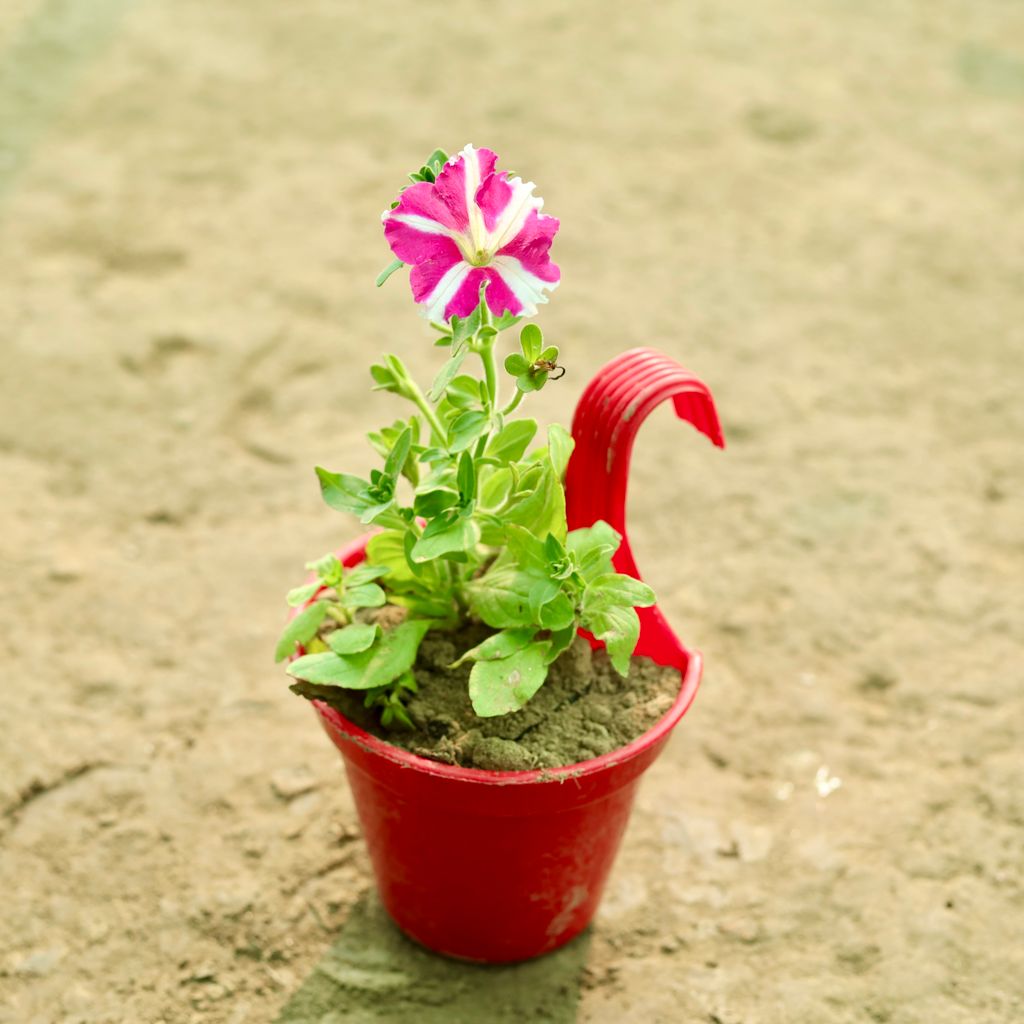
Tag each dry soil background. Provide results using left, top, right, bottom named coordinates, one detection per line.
left=1, top=1, right=1022, bottom=1022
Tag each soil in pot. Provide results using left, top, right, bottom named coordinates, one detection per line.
left=318, top=621, right=681, bottom=771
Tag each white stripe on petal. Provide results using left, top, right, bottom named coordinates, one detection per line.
left=486, top=178, right=542, bottom=252
left=490, top=256, right=560, bottom=317
left=460, top=144, right=486, bottom=254
left=420, top=260, right=471, bottom=321
left=388, top=213, right=458, bottom=238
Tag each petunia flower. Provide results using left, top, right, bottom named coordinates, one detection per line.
left=382, top=144, right=560, bottom=322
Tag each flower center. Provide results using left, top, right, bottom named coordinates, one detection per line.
left=467, top=247, right=491, bottom=267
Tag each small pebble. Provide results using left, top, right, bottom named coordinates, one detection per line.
left=14, top=947, right=65, bottom=976
left=270, top=767, right=318, bottom=801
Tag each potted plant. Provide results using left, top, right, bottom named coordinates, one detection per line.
left=276, top=145, right=725, bottom=963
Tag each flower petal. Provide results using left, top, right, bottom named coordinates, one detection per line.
left=408, top=238, right=464, bottom=304
left=489, top=254, right=560, bottom=317
left=474, top=172, right=514, bottom=233
left=384, top=216, right=461, bottom=266
left=431, top=149, right=489, bottom=234
left=458, top=144, right=499, bottom=253
left=444, top=267, right=489, bottom=320
left=420, top=262, right=472, bottom=322
left=496, top=209, right=560, bottom=283
left=481, top=267, right=522, bottom=317
left=485, top=176, right=543, bottom=250
left=385, top=178, right=464, bottom=236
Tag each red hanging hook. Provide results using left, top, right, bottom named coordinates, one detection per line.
left=565, top=347, right=725, bottom=671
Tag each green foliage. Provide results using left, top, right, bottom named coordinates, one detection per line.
left=504, top=324, right=562, bottom=394
left=274, top=557, right=392, bottom=662
left=288, top=619, right=432, bottom=692
left=363, top=670, right=418, bottom=729
left=375, top=258, right=404, bottom=287
left=274, top=601, right=329, bottom=663
left=281, top=211, right=659, bottom=725
left=468, top=643, right=550, bottom=717
left=485, top=419, right=537, bottom=464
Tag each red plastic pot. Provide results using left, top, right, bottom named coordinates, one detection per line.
left=308, top=347, right=724, bottom=962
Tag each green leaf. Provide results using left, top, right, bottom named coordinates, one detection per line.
left=448, top=410, right=488, bottom=453
left=515, top=369, right=548, bottom=393
left=376, top=258, right=404, bottom=287
left=286, top=580, right=322, bottom=607
left=452, top=627, right=536, bottom=667
left=370, top=362, right=402, bottom=394
left=389, top=591, right=455, bottom=619
left=275, top=601, right=329, bottom=662
left=584, top=604, right=641, bottom=677
left=465, top=562, right=545, bottom=628
left=445, top=375, right=483, bottom=410
left=547, top=424, right=574, bottom=479
left=543, top=533, right=566, bottom=563
left=457, top=450, right=476, bottom=503
left=492, top=311, right=521, bottom=333
left=502, top=462, right=567, bottom=542
left=504, top=523, right=548, bottom=571
left=451, top=299, right=485, bottom=345
left=539, top=591, right=577, bottom=630
left=545, top=625, right=577, bottom=664
left=584, top=573, right=657, bottom=611
left=307, top=552, right=344, bottom=583
left=428, top=341, right=469, bottom=402
left=417, top=446, right=451, bottom=464
left=366, top=531, right=415, bottom=583
left=342, top=582, right=387, bottom=609
left=359, top=619, right=433, bottom=689
left=370, top=353, right=412, bottom=396
left=345, top=564, right=389, bottom=587
left=363, top=507, right=408, bottom=531
left=504, top=353, right=530, bottom=376
left=288, top=619, right=431, bottom=691
left=410, top=515, right=481, bottom=562
left=403, top=529, right=423, bottom=577
left=327, top=623, right=380, bottom=654
left=383, top=426, right=413, bottom=482
left=287, top=651, right=367, bottom=687
left=469, top=643, right=551, bottom=717
left=316, top=468, right=370, bottom=515
left=485, top=420, right=537, bottom=464
left=413, top=486, right=459, bottom=518
left=424, top=148, right=449, bottom=172
left=567, top=520, right=621, bottom=563
left=359, top=499, right=397, bottom=526
left=479, top=467, right=512, bottom=511
left=520, top=323, right=543, bottom=361
left=476, top=512, right=507, bottom=548
left=528, top=576, right=561, bottom=616
left=368, top=419, right=421, bottom=485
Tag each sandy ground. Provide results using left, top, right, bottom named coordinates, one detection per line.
left=1, top=1, right=1023, bottom=1021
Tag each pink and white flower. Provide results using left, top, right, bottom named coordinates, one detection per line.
left=383, top=145, right=560, bottom=322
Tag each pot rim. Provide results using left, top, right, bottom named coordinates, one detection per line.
left=314, top=649, right=701, bottom=788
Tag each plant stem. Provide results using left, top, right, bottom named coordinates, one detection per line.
left=479, top=336, right=499, bottom=414
left=500, top=389, right=524, bottom=416
left=403, top=376, right=447, bottom=442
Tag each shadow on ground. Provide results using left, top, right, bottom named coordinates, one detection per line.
left=276, top=894, right=589, bottom=1023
